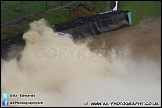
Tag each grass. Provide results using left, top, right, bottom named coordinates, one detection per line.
left=119, top=1, right=161, bottom=25
left=1, top=1, right=161, bottom=39
left=1, top=1, right=107, bottom=39
left=1, top=1, right=71, bottom=23
left=1, top=1, right=107, bottom=24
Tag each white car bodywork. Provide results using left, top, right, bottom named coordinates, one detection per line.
left=57, top=32, right=73, bottom=38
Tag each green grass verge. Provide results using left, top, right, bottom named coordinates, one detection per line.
left=1, top=1, right=71, bottom=23
left=1, top=1, right=107, bottom=39
left=119, top=1, right=161, bottom=25
left=1, top=1, right=161, bottom=39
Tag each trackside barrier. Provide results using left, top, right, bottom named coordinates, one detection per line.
left=1, top=33, right=26, bottom=61
left=53, top=10, right=132, bottom=40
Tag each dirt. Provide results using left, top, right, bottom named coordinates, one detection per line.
left=106, top=1, right=110, bottom=11
left=77, top=17, right=161, bottom=64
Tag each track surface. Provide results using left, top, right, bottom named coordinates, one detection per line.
left=78, top=17, right=161, bottom=65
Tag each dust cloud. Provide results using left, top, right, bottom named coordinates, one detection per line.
left=1, top=18, right=161, bottom=107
